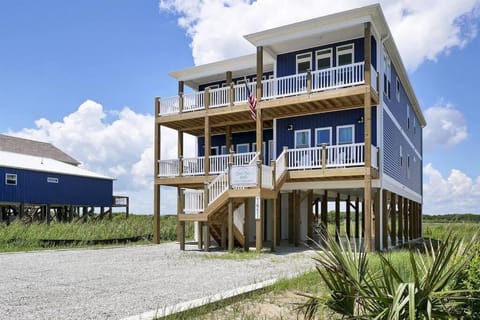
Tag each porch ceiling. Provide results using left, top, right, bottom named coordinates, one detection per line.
left=157, top=85, right=378, bottom=137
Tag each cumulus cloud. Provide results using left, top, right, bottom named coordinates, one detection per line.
left=7, top=100, right=195, bottom=215
left=423, top=103, right=468, bottom=152
left=423, top=163, right=480, bottom=214
left=159, top=0, right=480, bottom=70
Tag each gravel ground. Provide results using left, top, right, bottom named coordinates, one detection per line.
left=0, top=243, right=317, bottom=320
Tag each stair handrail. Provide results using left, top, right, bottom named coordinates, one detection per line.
left=275, top=148, right=287, bottom=181
left=208, top=169, right=229, bottom=205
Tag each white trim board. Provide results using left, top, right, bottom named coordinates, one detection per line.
left=382, top=174, right=422, bottom=203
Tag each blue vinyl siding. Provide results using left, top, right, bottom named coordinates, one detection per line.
left=198, top=72, right=274, bottom=91
left=0, top=167, right=113, bottom=206
left=383, top=63, right=422, bottom=152
left=383, top=114, right=422, bottom=194
left=275, top=108, right=377, bottom=157
left=198, top=129, right=273, bottom=160
left=276, top=37, right=377, bottom=77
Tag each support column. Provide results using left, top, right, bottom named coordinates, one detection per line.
left=271, top=197, right=278, bottom=251
left=255, top=196, right=263, bottom=252
left=409, top=200, right=414, bottom=240
left=307, top=190, right=313, bottom=241
left=221, top=224, right=227, bottom=249
left=204, top=116, right=211, bottom=175
left=275, top=196, right=281, bottom=246
left=363, top=21, right=373, bottom=252
left=178, top=81, right=184, bottom=113
left=346, top=195, right=351, bottom=238
left=293, top=190, right=300, bottom=247
left=390, top=193, right=397, bottom=247
left=374, top=190, right=381, bottom=251
left=288, top=192, right=294, bottom=244
left=321, top=190, right=328, bottom=240
left=203, top=222, right=210, bottom=252
left=382, top=189, right=388, bottom=250
left=153, top=97, right=161, bottom=244
left=177, top=187, right=185, bottom=249
left=397, top=195, right=404, bottom=244
left=355, top=197, right=360, bottom=238
left=179, top=221, right=185, bottom=251
left=335, top=193, right=340, bottom=242
left=244, top=199, right=250, bottom=251
left=197, top=221, right=203, bottom=249
left=228, top=199, right=233, bottom=253
left=226, top=126, right=232, bottom=153
left=254, top=46, right=263, bottom=255
left=419, top=203, right=423, bottom=238
left=403, top=197, right=409, bottom=242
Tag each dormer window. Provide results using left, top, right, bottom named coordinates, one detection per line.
left=296, top=53, right=312, bottom=74
left=316, top=48, right=332, bottom=70
left=336, top=44, right=354, bottom=66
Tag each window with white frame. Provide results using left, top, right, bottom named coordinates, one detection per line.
left=252, top=142, right=267, bottom=163
left=268, top=140, right=275, bottom=161
left=337, top=125, right=355, bottom=145
left=47, top=177, right=59, bottom=184
left=336, top=44, right=354, bottom=66
left=294, top=129, right=311, bottom=148
left=315, top=127, right=332, bottom=146
left=316, top=48, right=332, bottom=70
left=5, top=173, right=17, bottom=185
left=383, top=52, right=391, bottom=99
left=396, top=77, right=400, bottom=102
left=399, top=145, right=403, bottom=167
left=221, top=145, right=227, bottom=155
left=296, top=53, right=312, bottom=74
left=407, top=154, right=411, bottom=179
left=407, top=104, right=411, bottom=130
left=236, top=143, right=249, bottom=154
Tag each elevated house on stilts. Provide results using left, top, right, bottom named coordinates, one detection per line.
left=153, top=4, right=425, bottom=252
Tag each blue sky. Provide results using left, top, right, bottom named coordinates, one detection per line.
left=1, top=0, right=479, bottom=214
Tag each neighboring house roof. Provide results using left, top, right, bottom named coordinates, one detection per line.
left=0, top=134, right=80, bottom=166
left=0, top=150, right=113, bottom=180
left=169, top=53, right=275, bottom=89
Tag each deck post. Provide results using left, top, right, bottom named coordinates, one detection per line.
left=307, top=190, right=313, bottom=241
left=153, top=97, right=161, bottom=244
left=179, top=221, right=185, bottom=251
left=226, top=126, right=232, bottom=153
left=203, top=222, right=210, bottom=252
left=321, top=144, right=326, bottom=174
left=221, top=223, right=227, bottom=249
left=177, top=187, right=183, bottom=244
left=204, top=115, right=211, bottom=176
left=293, top=190, right=300, bottom=247
left=390, top=192, right=397, bottom=247
left=178, top=81, right=184, bottom=113
left=409, top=199, right=414, bottom=240
left=197, top=221, right=203, bottom=249
left=256, top=160, right=263, bottom=253
left=288, top=192, right=294, bottom=243
left=228, top=199, right=233, bottom=253
left=403, top=197, right=409, bottom=242
left=226, top=71, right=234, bottom=106
left=306, top=69, right=312, bottom=94
left=346, top=195, right=351, bottom=238
left=275, top=195, right=281, bottom=247
left=363, top=21, right=373, bottom=252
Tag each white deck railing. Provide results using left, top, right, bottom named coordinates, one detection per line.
left=158, top=62, right=367, bottom=115
left=325, top=143, right=365, bottom=168
left=286, top=147, right=322, bottom=170
left=158, top=159, right=179, bottom=177
left=275, top=149, right=287, bottom=181
left=209, top=154, right=229, bottom=174
left=234, top=152, right=257, bottom=165
left=182, top=156, right=205, bottom=176
left=261, top=165, right=274, bottom=189
left=208, top=171, right=229, bottom=205
left=184, top=189, right=204, bottom=213
left=371, top=64, right=378, bottom=92
left=233, top=204, right=245, bottom=235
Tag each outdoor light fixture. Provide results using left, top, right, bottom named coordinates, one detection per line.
left=287, top=124, right=293, bottom=131
left=357, top=116, right=364, bottom=124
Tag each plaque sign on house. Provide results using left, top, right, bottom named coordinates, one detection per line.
left=230, top=165, right=257, bottom=187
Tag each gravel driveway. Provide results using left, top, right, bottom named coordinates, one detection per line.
left=0, top=243, right=316, bottom=320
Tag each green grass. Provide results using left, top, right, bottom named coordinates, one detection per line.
left=422, top=222, right=478, bottom=241
left=0, top=214, right=194, bottom=252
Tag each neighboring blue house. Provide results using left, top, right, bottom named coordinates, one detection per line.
left=154, top=4, right=426, bottom=252
left=0, top=135, right=118, bottom=223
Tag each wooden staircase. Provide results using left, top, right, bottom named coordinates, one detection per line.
left=208, top=197, right=245, bottom=247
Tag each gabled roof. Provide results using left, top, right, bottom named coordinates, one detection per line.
left=0, top=150, right=113, bottom=180
left=0, top=134, right=80, bottom=166
left=244, top=4, right=426, bottom=127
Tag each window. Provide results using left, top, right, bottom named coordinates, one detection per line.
left=207, top=84, right=219, bottom=90
left=221, top=145, right=227, bottom=155
left=203, top=145, right=219, bottom=155
left=407, top=154, right=411, bottom=179
left=316, top=48, right=332, bottom=70
left=296, top=53, right=312, bottom=74
left=5, top=173, right=17, bottom=185
left=336, top=44, right=354, bottom=66
left=337, top=125, right=355, bottom=145
left=407, top=105, right=411, bottom=130
left=236, top=143, right=249, bottom=154
left=252, top=142, right=267, bottom=163
left=399, top=145, right=403, bottom=167
left=47, top=177, right=59, bottom=184
left=396, top=77, right=400, bottom=102
left=315, top=127, right=332, bottom=146
left=294, top=129, right=311, bottom=149
left=383, top=52, right=391, bottom=99
left=268, top=140, right=275, bottom=161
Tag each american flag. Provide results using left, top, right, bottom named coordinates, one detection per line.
left=244, top=79, right=257, bottom=121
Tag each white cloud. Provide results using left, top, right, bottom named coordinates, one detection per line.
left=7, top=100, right=195, bottom=215
left=423, top=103, right=468, bottom=151
left=160, top=0, right=480, bottom=70
left=423, top=163, right=480, bottom=214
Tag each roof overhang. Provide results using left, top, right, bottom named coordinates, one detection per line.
left=169, top=54, right=275, bottom=89
left=244, top=4, right=426, bottom=127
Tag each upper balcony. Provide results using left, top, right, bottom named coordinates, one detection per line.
left=157, top=62, right=378, bottom=135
